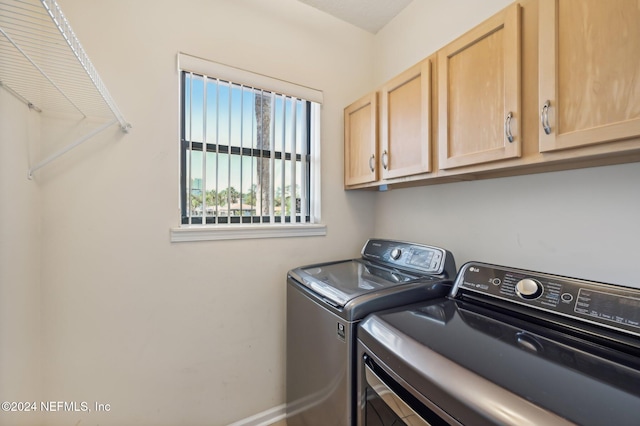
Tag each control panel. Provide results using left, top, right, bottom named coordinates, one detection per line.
left=361, top=239, right=455, bottom=278
left=452, top=262, right=640, bottom=337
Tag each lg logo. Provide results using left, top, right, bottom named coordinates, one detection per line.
left=469, top=267, right=480, bottom=273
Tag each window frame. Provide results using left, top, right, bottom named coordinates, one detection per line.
left=171, top=53, right=325, bottom=242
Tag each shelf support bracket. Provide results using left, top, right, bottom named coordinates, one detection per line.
left=28, top=119, right=119, bottom=179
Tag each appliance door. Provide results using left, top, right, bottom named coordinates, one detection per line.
left=358, top=299, right=640, bottom=426
left=358, top=349, right=458, bottom=426
left=289, top=259, right=417, bottom=308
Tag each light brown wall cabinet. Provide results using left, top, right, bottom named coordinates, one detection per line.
left=380, top=59, right=432, bottom=179
left=538, top=0, right=640, bottom=153
left=344, top=92, right=378, bottom=186
left=344, top=0, right=640, bottom=190
left=438, top=3, right=521, bottom=170
left=344, top=58, right=432, bottom=188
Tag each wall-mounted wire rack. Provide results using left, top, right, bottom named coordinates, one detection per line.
left=0, top=0, right=131, bottom=178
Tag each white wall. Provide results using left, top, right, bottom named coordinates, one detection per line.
left=10, top=0, right=377, bottom=425
left=373, top=0, right=514, bottom=85
left=0, top=87, right=42, bottom=425
left=372, top=165, right=640, bottom=285
left=372, top=0, right=640, bottom=287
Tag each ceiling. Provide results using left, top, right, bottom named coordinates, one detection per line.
left=297, top=0, right=413, bottom=34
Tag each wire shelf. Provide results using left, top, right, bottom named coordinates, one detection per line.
left=0, top=0, right=130, bottom=177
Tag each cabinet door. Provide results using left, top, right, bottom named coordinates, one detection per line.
left=344, top=93, right=377, bottom=186
left=380, top=59, right=432, bottom=179
left=539, top=0, right=640, bottom=152
left=438, top=3, right=521, bottom=170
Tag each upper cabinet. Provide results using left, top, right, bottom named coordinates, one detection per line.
left=379, top=58, right=432, bottom=179
left=538, top=0, right=640, bottom=152
left=344, top=0, right=640, bottom=191
left=344, top=92, right=378, bottom=186
left=344, top=57, right=433, bottom=188
left=437, top=3, right=522, bottom=170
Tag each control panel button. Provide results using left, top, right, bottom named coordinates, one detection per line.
left=561, top=293, right=574, bottom=303
left=515, top=278, right=543, bottom=300
left=390, top=248, right=402, bottom=260
left=491, top=278, right=501, bottom=286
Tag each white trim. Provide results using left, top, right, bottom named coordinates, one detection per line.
left=226, top=404, right=286, bottom=426
left=178, top=52, right=323, bottom=104
left=170, top=223, right=326, bottom=243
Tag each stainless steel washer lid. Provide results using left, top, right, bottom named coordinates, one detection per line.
left=290, top=259, right=417, bottom=307
left=289, top=239, right=456, bottom=309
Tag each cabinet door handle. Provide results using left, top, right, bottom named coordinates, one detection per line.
left=382, top=150, right=388, bottom=170
left=369, top=154, right=375, bottom=173
left=505, top=112, right=515, bottom=143
left=541, top=100, right=552, bottom=135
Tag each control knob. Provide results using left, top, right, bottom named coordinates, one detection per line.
left=515, top=278, right=543, bottom=300
left=390, top=248, right=402, bottom=260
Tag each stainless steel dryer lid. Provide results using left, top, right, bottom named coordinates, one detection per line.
left=359, top=297, right=640, bottom=426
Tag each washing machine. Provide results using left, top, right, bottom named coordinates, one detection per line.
left=286, top=238, right=456, bottom=426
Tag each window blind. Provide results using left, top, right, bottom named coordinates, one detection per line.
left=179, top=55, right=320, bottom=226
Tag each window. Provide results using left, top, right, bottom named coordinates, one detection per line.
left=174, top=53, right=324, bottom=241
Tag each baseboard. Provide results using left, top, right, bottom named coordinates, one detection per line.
left=227, top=404, right=286, bottom=426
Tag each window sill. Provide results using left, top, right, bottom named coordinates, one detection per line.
left=170, top=223, right=327, bottom=242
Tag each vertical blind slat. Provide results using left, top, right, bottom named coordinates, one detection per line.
left=301, top=101, right=309, bottom=219
left=239, top=85, right=244, bottom=222
left=289, top=98, right=299, bottom=222
left=269, top=91, right=276, bottom=223
left=202, top=76, right=208, bottom=222
left=251, top=89, right=256, bottom=222
left=227, top=80, right=232, bottom=222
left=259, top=89, right=265, bottom=223
left=188, top=72, right=193, bottom=225
left=215, top=78, right=220, bottom=220
left=280, top=95, right=286, bottom=222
